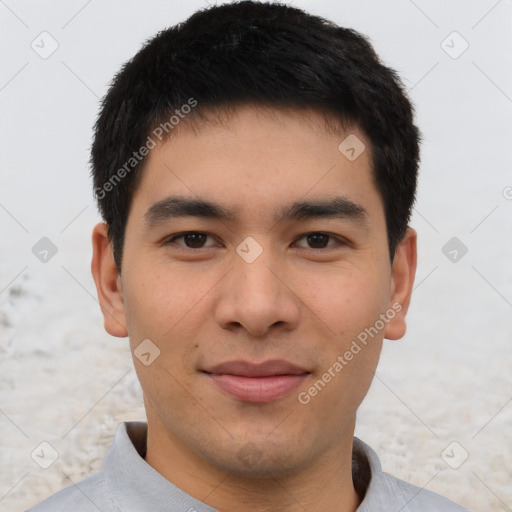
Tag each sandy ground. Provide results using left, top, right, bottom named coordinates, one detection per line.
left=1, top=1, right=512, bottom=511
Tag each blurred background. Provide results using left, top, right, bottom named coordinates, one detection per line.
left=1, top=1, right=511, bottom=510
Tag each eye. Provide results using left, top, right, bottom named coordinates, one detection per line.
left=293, top=232, right=345, bottom=249
left=165, top=232, right=219, bottom=249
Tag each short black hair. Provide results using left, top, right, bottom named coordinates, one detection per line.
left=91, top=0, right=420, bottom=271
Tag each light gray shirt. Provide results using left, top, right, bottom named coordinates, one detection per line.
left=27, top=421, right=470, bottom=512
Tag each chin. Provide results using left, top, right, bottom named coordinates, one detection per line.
left=202, top=439, right=311, bottom=480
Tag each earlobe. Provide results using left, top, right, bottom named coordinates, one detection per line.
left=384, top=228, right=417, bottom=340
left=91, top=222, right=128, bottom=338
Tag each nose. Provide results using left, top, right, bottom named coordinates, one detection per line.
left=214, top=242, right=300, bottom=337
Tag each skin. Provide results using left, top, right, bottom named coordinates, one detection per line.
left=91, top=105, right=417, bottom=512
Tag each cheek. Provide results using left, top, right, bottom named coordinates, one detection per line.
left=300, top=265, right=388, bottom=409
left=124, top=267, right=206, bottom=404
left=298, top=264, right=390, bottom=344
left=122, top=262, right=211, bottom=340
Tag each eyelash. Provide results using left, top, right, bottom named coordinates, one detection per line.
left=164, top=231, right=346, bottom=250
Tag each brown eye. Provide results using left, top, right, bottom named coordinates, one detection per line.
left=182, top=233, right=207, bottom=248
left=166, top=232, right=217, bottom=249
left=294, top=232, right=343, bottom=249
left=305, top=233, right=330, bottom=249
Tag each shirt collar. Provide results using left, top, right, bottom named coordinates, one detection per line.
left=104, top=421, right=380, bottom=511
left=104, top=422, right=217, bottom=512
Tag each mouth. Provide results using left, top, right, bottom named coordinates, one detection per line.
left=201, top=360, right=311, bottom=403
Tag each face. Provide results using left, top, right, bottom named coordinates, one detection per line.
left=92, top=105, right=416, bottom=479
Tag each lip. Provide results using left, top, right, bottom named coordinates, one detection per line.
left=202, top=359, right=310, bottom=403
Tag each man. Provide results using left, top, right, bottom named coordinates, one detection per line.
left=29, top=1, right=470, bottom=510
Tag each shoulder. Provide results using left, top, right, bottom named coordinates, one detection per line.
left=378, top=472, right=471, bottom=511
left=353, top=438, right=471, bottom=512
left=26, top=473, right=111, bottom=512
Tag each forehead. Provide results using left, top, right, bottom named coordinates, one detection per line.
left=129, top=105, right=383, bottom=226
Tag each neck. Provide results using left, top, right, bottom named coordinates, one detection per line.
left=144, top=414, right=361, bottom=512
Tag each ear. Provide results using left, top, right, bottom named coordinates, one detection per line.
left=91, top=222, right=128, bottom=337
left=384, top=228, right=417, bottom=340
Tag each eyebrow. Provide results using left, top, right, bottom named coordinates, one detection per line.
left=144, top=195, right=368, bottom=228
left=276, top=196, right=368, bottom=224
